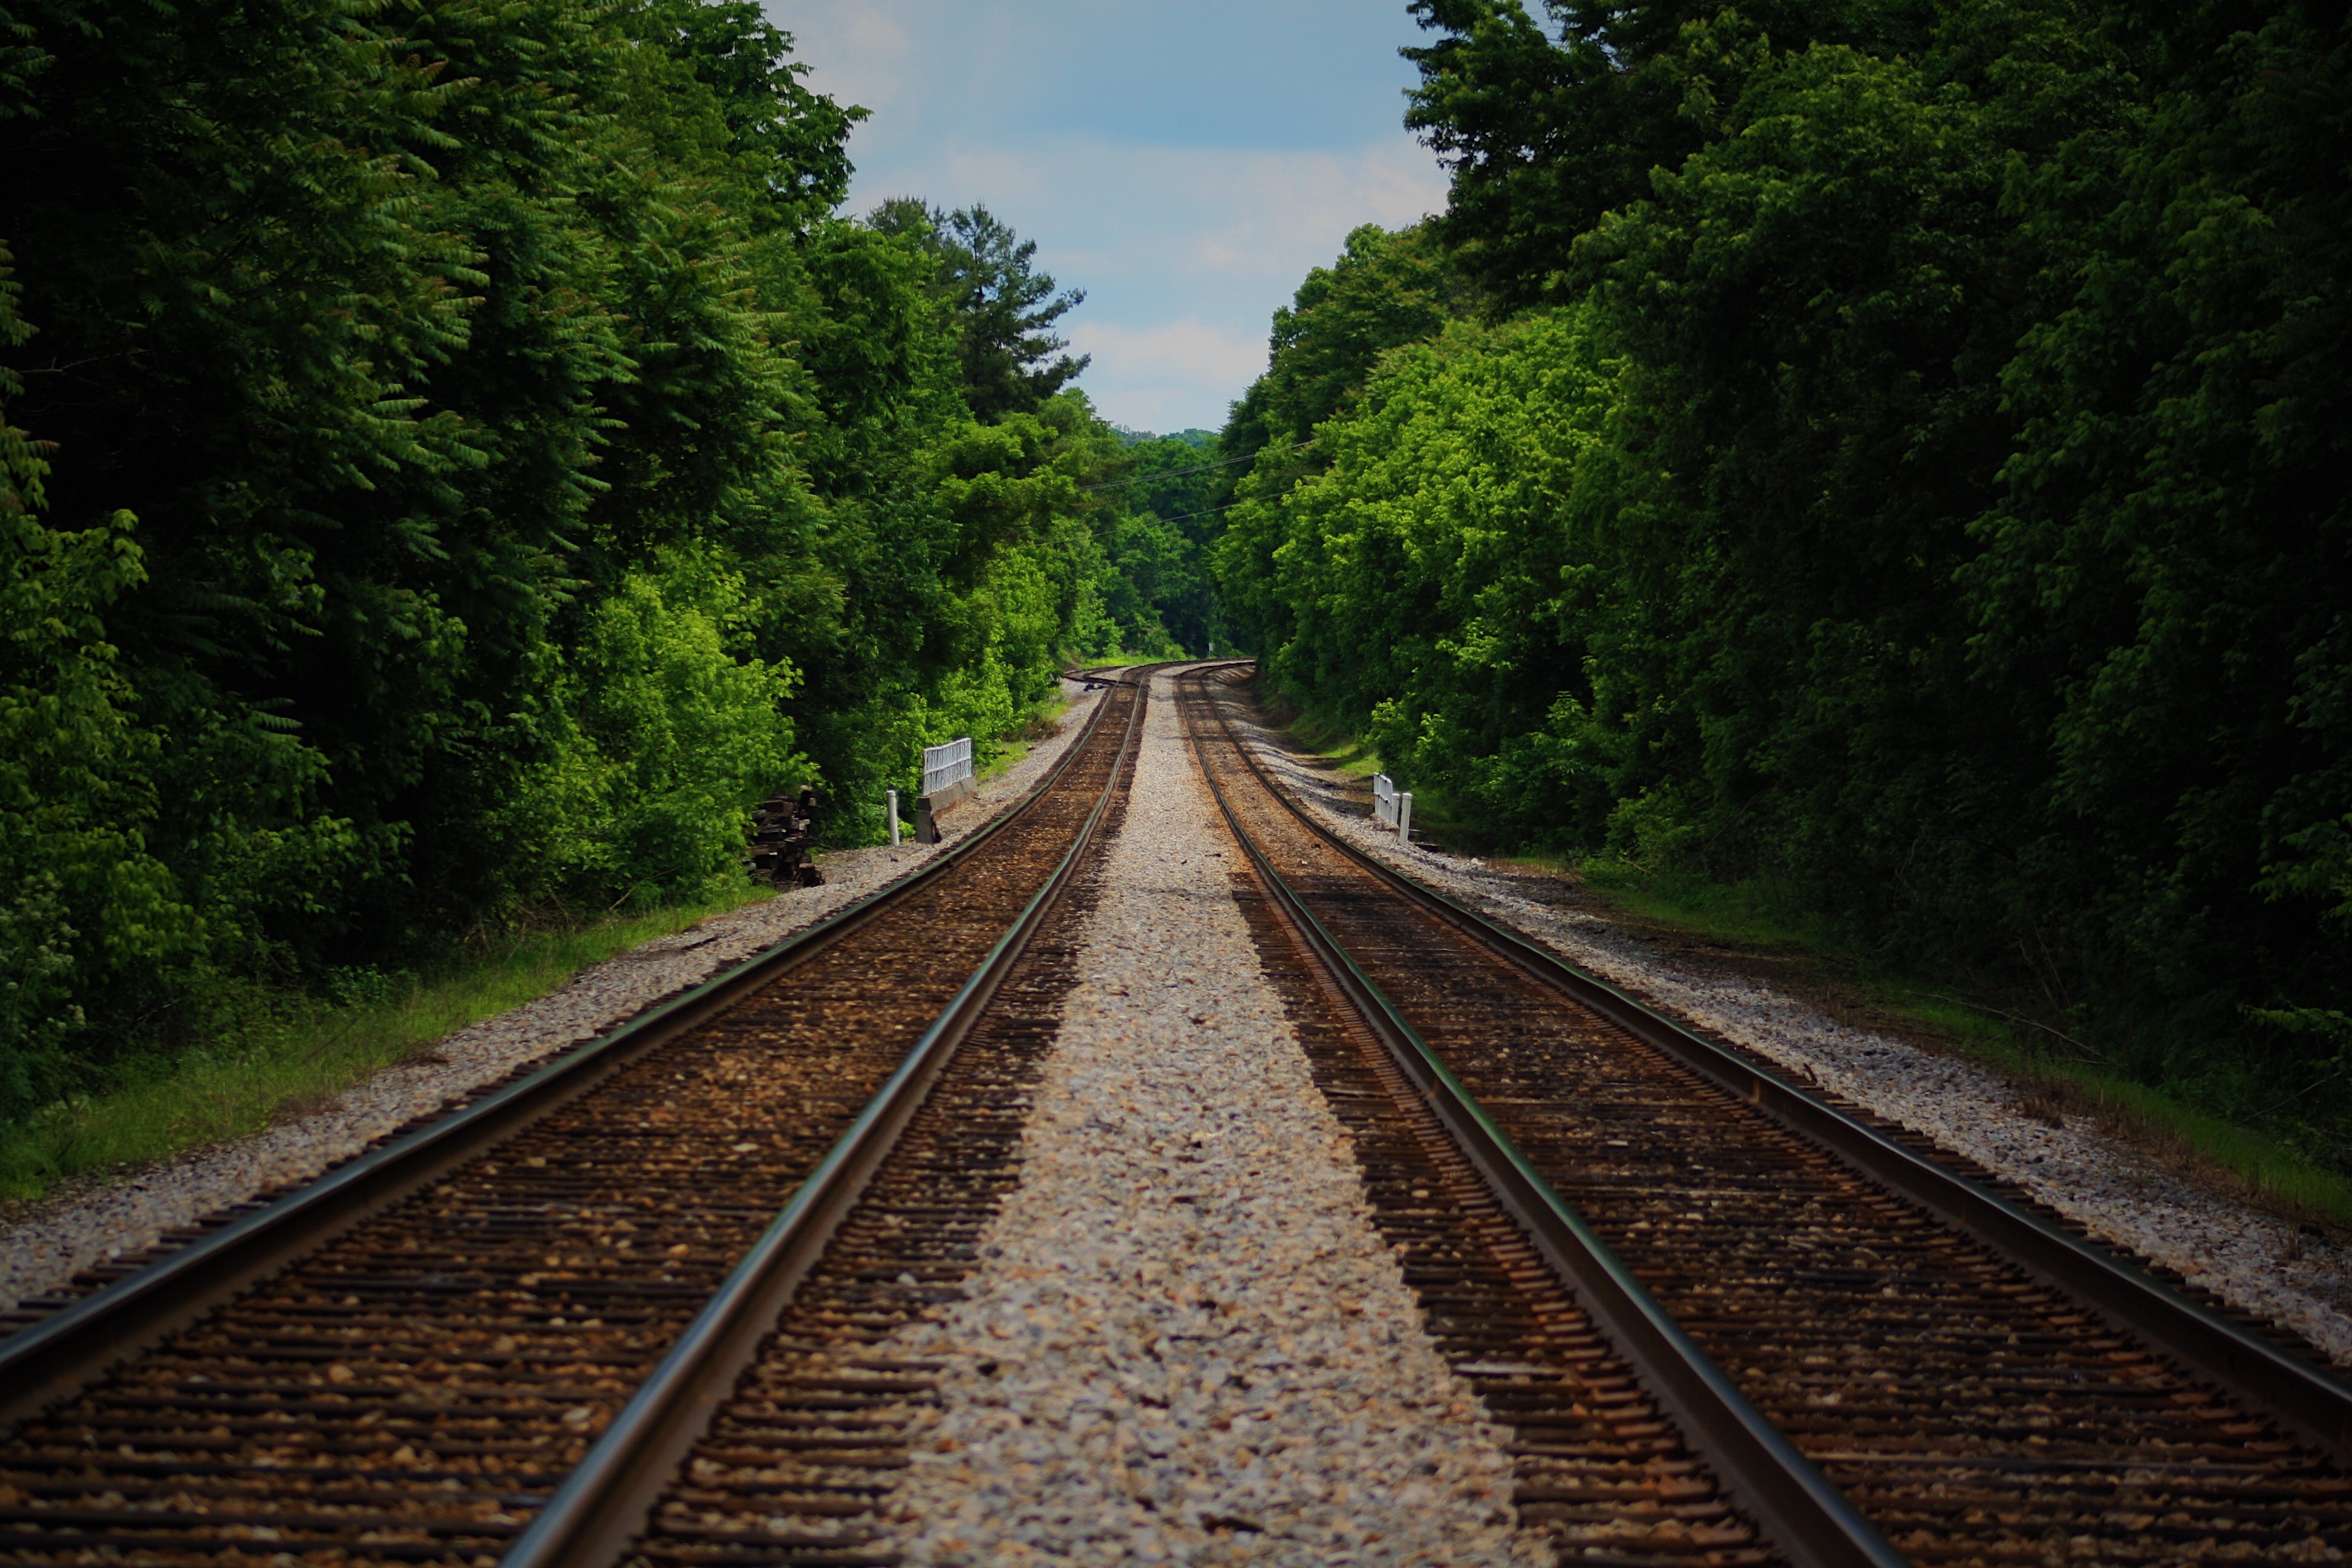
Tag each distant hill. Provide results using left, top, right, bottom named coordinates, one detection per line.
left=1111, top=425, right=1217, bottom=448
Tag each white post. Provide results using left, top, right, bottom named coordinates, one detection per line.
left=887, top=788, right=901, bottom=846
left=1399, top=791, right=1414, bottom=844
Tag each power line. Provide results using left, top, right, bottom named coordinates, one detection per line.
left=1148, top=500, right=1246, bottom=526
left=1077, top=438, right=1313, bottom=493
left=1141, top=463, right=1336, bottom=524
left=1077, top=451, right=1249, bottom=492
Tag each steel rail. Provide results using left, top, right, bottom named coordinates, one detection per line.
left=0, top=667, right=1146, bottom=1429
left=501, top=663, right=1158, bottom=1568
left=1178, top=667, right=1905, bottom=1568
left=1191, top=665, right=2352, bottom=1468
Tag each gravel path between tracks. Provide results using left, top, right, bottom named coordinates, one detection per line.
left=875, top=669, right=1539, bottom=1567
left=0, top=680, right=1106, bottom=1316
left=1217, top=697, right=2352, bottom=1371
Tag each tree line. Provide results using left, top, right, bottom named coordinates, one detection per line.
left=0, top=0, right=1204, bottom=1124
left=1214, top=0, right=2352, bottom=1163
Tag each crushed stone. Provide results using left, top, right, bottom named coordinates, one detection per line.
left=874, top=668, right=1540, bottom=1566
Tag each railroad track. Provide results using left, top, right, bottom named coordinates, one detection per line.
left=0, top=667, right=1154, bottom=1567
left=612, top=680, right=1145, bottom=1568
left=1180, top=664, right=2352, bottom=1568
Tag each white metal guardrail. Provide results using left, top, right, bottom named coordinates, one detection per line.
left=1372, top=773, right=1413, bottom=841
left=921, top=737, right=973, bottom=799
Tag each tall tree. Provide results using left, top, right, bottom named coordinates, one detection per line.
left=0, top=0, right=1132, bottom=1131
left=1403, top=0, right=1942, bottom=304
left=869, top=200, right=1089, bottom=422
left=1227, top=0, right=2352, bottom=1155
left=639, top=0, right=863, bottom=227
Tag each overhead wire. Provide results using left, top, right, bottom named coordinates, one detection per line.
left=1076, top=438, right=1314, bottom=493
left=1147, top=499, right=1246, bottom=526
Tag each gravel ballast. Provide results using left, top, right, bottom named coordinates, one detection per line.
left=875, top=668, right=1539, bottom=1566
left=0, top=681, right=1103, bottom=1316
left=1220, top=695, right=2352, bottom=1370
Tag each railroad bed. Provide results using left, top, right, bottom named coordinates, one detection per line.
left=1180, top=664, right=2352, bottom=1567
left=0, top=671, right=1150, bottom=1567
left=5, top=660, right=2348, bottom=1568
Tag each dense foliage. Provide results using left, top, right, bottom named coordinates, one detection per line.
left=1220, top=0, right=2352, bottom=1157
left=0, top=0, right=1172, bottom=1123
left=1085, top=428, right=1238, bottom=658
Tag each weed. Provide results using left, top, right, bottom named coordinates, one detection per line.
left=0, top=884, right=772, bottom=1208
left=2017, top=1088, right=2073, bottom=1128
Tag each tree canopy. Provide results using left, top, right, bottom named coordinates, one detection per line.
left=869, top=199, right=1091, bottom=423
left=0, top=0, right=1181, bottom=1126
left=1220, top=0, right=2352, bottom=1168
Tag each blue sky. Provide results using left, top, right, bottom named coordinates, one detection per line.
left=774, top=2, right=1450, bottom=434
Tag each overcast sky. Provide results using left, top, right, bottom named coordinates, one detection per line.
left=774, top=2, right=1449, bottom=434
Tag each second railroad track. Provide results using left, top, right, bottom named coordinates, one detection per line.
left=1180, top=662, right=2352, bottom=1568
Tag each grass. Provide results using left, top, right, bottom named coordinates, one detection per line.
left=1267, top=705, right=1499, bottom=849
left=979, top=689, right=1083, bottom=784
left=4, top=671, right=1150, bottom=1213
left=1578, top=857, right=1867, bottom=959
left=1578, top=857, right=2352, bottom=1233
left=0, top=884, right=774, bottom=1209
left=1247, top=688, right=1385, bottom=782
left=1278, top=709, right=1385, bottom=780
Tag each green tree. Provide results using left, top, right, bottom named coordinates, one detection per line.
left=0, top=0, right=1129, bottom=1128
left=1961, top=2, right=2352, bottom=1089
left=1218, top=221, right=1475, bottom=656
left=1082, top=431, right=1239, bottom=657
left=1235, top=0, right=2352, bottom=1154
left=869, top=200, right=1090, bottom=422
left=0, top=245, right=188, bottom=1111
left=639, top=0, right=863, bottom=227
left=1403, top=0, right=1942, bottom=305
left=1224, top=221, right=1472, bottom=466
left=1229, top=307, right=1620, bottom=838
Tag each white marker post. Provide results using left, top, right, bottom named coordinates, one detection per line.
left=1398, top=791, right=1414, bottom=845
left=887, top=788, right=901, bottom=846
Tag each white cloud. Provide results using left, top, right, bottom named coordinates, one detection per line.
left=899, top=136, right=1445, bottom=289
left=1070, top=316, right=1266, bottom=388
left=780, top=2, right=916, bottom=116
left=937, top=144, right=1054, bottom=208
left=891, top=135, right=1445, bottom=429
left=774, top=4, right=1453, bottom=429
left=1174, top=140, right=1446, bottom=278
left=1063, top=319, right=1267, bottom=434
left=1088, top=387, right=1224, bottom=433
